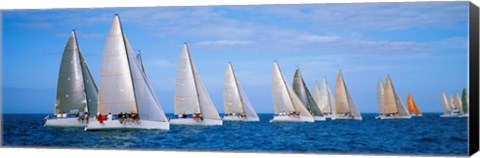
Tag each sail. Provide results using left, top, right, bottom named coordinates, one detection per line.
left=407, top=92, right=421, bottom=115
left=334, top=71, right=350, bottom=114
left=272, top=62, right=312, bottom=118
left=224, top=63, right=243, bottom=114
left=455, top=92, right=464, bottom=114
left=377, top=80, right=384, bottom=114
left=55, top=31, right=87, bottom=114
left=224, top=63, right=259, bottom=119
left=175, top=44, right=201, bottom=115
left=98, top=15, right=137, bottom=114
left=192, top=58, right=221, bottom=120
left=461, top=88, right=468, bottom=113
left=441, top=92, right=451, bottom=114
left=449, top=95, right=455, bottom=110
left=383, top=75, right=409, bottom=116
left=313, top=80, right=334, bottom=114
left=78, top=47, right=98, bottom=116
left=326, top=80, right=336, bottom=115
left=124, top=37, right=168, bottom=122
left=136, top=51, right=145, bottom=73
left=292, top=68, right=323, bottom=116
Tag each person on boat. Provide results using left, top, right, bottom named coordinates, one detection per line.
left=192, top=112, right=203, bottom=122
left=96, top=113, right=104, bottom=124
left=240, top=112, right=247, bottom=118
left=107, top=112, right=113, bottom=121
left=125, top=112, right=132, bottom=122
left=118, top=112, right=124, bottom=124
left=62, top=112, right=68, bottom=118
left=85, top=112, right=89, bottom=123
left=77, top=112, right=85, bottom=123
left=131, top=112, right=139, bottom=123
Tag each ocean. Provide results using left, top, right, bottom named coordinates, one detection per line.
left=1, top=113, right=468, bottom=156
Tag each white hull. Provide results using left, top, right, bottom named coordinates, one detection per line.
left=269, top=115, right=314, bottom=123
left=223, top=116, right=259, bottom=122
left=440, top=114, right=461, bottom=118
left=313, top=116, right=327, bottom=121
left=44, top=118, right=86, bottom=127
left=332, top=115, right=362, bottom=120
left=375, top=115, right=412, bottom=120
left=85, top=120, right=169, bottom=131
left=411, top=114, right=423, bottom=117
left=170, top=118, right=223, bottom=126
left=460, top=114, right=469, bottom=118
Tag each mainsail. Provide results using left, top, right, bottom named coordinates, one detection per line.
left=383, top=75, right=409, bottom=116
left=98, top=15, right=167, bottom=122
left=292, top=68, right=323, bottom=116
left=272, top=62, right=312, bottom=118
left=224, top=63, right=259, bottom=119
left=313, top=79, right=335, bottom=115
left=441, top=91, right=451, bottom=114
left=455, top=92, right=464, bottom=114
left=175, top=43, right=221, bottom=120
left=55, top=31, right=98, bottom=115
left=461, top=88, right=468, bottom=113
left=407, top=92, right=421, bottom=115
left=377, top=80, right=384, bottom=115
left=334, top=71, right=361, bottom=119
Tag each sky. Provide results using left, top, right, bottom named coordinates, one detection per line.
left=1, top=2, right=470, bottom=114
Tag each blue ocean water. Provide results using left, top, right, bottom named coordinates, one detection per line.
left=2, top=113, right=468, bottom=156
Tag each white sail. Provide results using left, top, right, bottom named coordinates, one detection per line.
left=271, top=62, right=312, bottom=118
left=98, top=15, right=167, bottom=122
left=455, top=92, right=464, bottom=114
left=78, top=46, right=98, bottom=116
left=449, top=95, right=455, bottom=110
left=383, top=75, right=409, bottom=116
left=312, top=81, right=323, bottom=111
left=175, top=43, right=220, bottom=120
left=55, top=31, right=88, bottom=114
left=334, top=71, right=361, bottom=120
left=441, top=91, right=451, bottom=114
left=224, top=63, right=259, bottom=119
left=320, top=79, right=335, bottom=115
left=377, top=80, right=384, bottom=114
left=292, top=68, right=323, bottom=116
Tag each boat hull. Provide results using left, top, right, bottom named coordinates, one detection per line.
left=460, top=114, right=469, bottom=117
left=313, top=116, right=327, bottom=121
left=332, top=115, right=362, bottom=120
left=170, top=118, right=223, bottom=126
left=440, top=114, right=461, bottom=118
left=269, top=115, right=314, bottom=123
left=223, top=116, right=259, bottom=122
left=44, top=118, right=86, bottom=127
left=85, top=120, right=169, bottom=131
left=375, top=115, right=412, bottom=120
left=411, top=114, right=423, bottom=117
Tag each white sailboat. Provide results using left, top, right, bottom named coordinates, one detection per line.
left=85, top=15, right=169, bottom=131
left=292, top=68, right=326, bottom=121
left=270, top=62, right=314, bottom=123
left=170, top=43, right=222, bottom=126
left=440, top=91, right=460, bottom=117
left=375, top=75, right=411, bottom=119
left=223, top=63, right=260, bottom=122
left=45, top=30, right=98, bottom=128
left=312, top=79, right=336, bottom=119
left=333, top=71, right=362, bottom=120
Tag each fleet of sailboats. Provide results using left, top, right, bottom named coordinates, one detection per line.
left=375, top=75, right=411, bottom=119
left=85, top=15, right=169, bottom=131
left=292, top=68, right=326, bottom=121
left=47, top=14, right=470, bottom=130
left=170, top=43, right=222, bottom=126
left=270, top=62, right=314, bottom=122
left=223, top=63, right=260, bottom=121
left=333, top=71, right=362, bottom=120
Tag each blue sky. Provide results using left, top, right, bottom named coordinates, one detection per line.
left=2, top=2, right=469, bottom=114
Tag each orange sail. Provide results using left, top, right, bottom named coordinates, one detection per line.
left=407, top=92, right=421, bottom=115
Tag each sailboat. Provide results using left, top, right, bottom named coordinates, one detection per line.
left=440, top=91, right=460, bottom=117
left=455, top=91, right=466, bottom=117
left=377, top=80, right=384, bottom=116
left=223, top=63, right=260, bottom=122
left=460, top=88, right=469, bottom=117
left=85, top=15, right=169, bottom=131
left=270, top=62, right=314, bottom=123
left=333, top=71, right=362, bottom=120
left=170, top=43, right=222, bottom=126
left=45, top=30, right=98, bottom=127
left=312, top=79, right=336, bottom=119
left=292, top=68, right=326, bottom=121
left=407, top=92, right=422, bottom=116
left=375, top=75, right=411, bottom=119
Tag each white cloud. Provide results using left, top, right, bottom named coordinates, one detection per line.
left=194, top=40, right=254, bottom=46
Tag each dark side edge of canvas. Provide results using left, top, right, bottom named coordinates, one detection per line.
left=469, top=2, right=479, bottom=156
